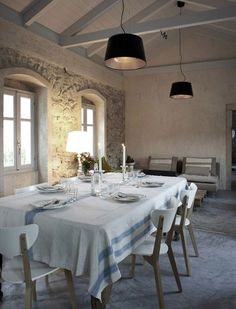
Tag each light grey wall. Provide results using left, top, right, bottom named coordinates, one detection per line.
left=125, top=67, right=236, bottom=189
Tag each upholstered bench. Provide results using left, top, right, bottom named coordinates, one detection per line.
left=179, top=157, right=219, bottom=193
left=143, top=156, right=178, bottom=176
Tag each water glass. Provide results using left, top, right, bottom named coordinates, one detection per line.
left=100, top=181, right=110, bottom=199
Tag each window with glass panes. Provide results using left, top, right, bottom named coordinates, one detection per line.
left=3, top=89, right=35, bottom=171
left=81, top=103, right=95, bottom=156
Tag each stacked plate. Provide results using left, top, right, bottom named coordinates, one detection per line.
left=112, top=192, right=145, bottom=203
left=141, top=181, right=164, bottom=188
left=36, top=184, right=65, bottom=193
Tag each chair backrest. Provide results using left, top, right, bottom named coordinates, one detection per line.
left=182, top=157, right=217, bottom=176
left=148, top=156, right=178, bottom=172
left=151, top=196, right=179, bottom=234
left=0, top=224, right=39, bottom=258
left=180, top=183, right=197, bottom=210
left=151, top=197, right=179, bottom=258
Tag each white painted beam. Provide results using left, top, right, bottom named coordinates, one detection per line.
left=22, top=0, right=55, bottom=26
left=124, top=58, right=236, bottom=76
left=61, top=0, right=120, bottom=37
left=0, top=3, right=22, bottom=25
left=210, top=21, right=236, bottom=33
left=87, top=43, right=106, bottom=58
left=60, top=6, right=236, bottom=48
left=184, top=0, right=236, bottom=9
left=28, top=22, right=59, bottom=43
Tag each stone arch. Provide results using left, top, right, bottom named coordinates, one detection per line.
left=78, top=89, right=106, bottom=158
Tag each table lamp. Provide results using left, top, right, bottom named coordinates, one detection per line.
left=66, top=131, right=88, bottom=174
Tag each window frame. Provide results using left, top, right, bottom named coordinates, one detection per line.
left=81, top=102, right=96, bottom=156
left=3, top=87, right=36, bottom=174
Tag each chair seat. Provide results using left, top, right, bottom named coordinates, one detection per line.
left=175, top=215, right=190, bottom=226
left=131, top=235, right=168, bottom=256
left=2, top=256, right=60, bottom=283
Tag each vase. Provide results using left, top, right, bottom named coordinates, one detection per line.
left=127, top=162, right=135, bottom=173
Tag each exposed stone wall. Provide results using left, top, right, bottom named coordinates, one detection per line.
left=0, top=47, right=125, bottom=182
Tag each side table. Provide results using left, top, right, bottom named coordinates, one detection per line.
left=194, top=189, right=207, bottom=207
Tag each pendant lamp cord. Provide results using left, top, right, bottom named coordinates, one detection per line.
left=120, top=0, right=125, bottom=33
left=179, top=7, right=186, bottom=81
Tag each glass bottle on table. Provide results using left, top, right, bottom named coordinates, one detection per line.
left=91, top=163, right=101, bottom=196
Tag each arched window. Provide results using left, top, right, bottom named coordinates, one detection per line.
left=79, top=91, right=106, bottom=159
left=81, top=97, right=96, bottom=156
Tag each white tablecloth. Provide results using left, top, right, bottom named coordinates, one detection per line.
left=0, top=174, right=186, bottom=299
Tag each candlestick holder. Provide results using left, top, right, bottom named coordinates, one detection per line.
left=121, top=165, right=128, bottom=183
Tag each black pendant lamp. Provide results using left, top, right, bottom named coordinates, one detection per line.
left=104, top=0, right=146, bottom=70
left=170, top=1, right=193, bottom=99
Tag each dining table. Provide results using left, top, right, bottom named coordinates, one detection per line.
left=0, top=173, right=186, bottom=308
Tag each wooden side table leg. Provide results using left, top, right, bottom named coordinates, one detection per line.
left=91, top=284, right=112, bottom=309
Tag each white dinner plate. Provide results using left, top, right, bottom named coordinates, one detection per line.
left=141, top=181, right=164, bottom=188
left=30, top=198, right=70, bottom=209
left=112, top=192, right=145, bottom=203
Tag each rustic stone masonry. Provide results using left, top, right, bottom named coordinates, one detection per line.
left=0, top=47, right=125, bottom=181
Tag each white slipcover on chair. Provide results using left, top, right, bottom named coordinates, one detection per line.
left=174, top=182, right=198, bottom=276
left=0, top=224, right=78, bottom=309
left=130, top=197, right=182, bottom=309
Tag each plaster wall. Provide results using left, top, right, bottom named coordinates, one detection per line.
left=146, top=28, right=236, bottom=67
left=125, top=67, right=236, bottom=189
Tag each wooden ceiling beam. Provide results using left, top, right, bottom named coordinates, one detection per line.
left=61, top=0, right=120, bottom=37
left=22, top=0, right=55, bottom=26
left=60, top=6, right=236, bottom=47
left=184, top=0, right=236, bottom=9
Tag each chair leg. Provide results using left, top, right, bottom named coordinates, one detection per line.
left=45, top=275, right=49, bottom=286
left=180, top=229, right=191, bottom=276
left=25, top=283, right=33, bottom=309
left=153, top=260, right=165, bottom=309
left=32, top=280, right=37, bottom=301
left=188, top=223, right=199, bottom=257
left=167, top=247, right=182, bottom=292
left=64, top=269, right=78, bottom=309
left=130, top=254, right=136, bottom=278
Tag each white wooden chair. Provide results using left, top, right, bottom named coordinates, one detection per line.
left=174, top=182, right=198, bottom=276
left=0, top=224, right=78, bottom=309
left=130, top=197, right=182, bottom=309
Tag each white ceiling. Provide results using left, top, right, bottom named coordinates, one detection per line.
left=0, top=0, right=236, bottom=71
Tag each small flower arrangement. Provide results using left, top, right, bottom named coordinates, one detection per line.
left=126, top=155, right=135, bottom=164
left=80, top=152, right=96, bottom=175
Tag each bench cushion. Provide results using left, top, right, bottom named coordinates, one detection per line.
left=180, top=174, right=218, bottom=184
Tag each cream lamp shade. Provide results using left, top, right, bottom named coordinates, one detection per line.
left=66, top=131, right=89, bottom=153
